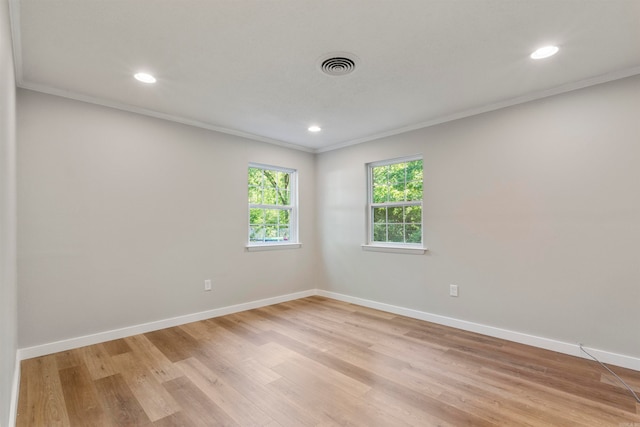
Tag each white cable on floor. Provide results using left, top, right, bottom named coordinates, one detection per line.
left=579, top=343, right=640, bottom=404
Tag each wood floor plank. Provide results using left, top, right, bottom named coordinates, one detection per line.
left=195, top=319, right=261, bottom=362
left=123, top=334, right=183, bottom=383
left=176, top=357, right=275, bottom=426
left=325, top=343, right=449, bottom=399
left=283, top=306, right=381, bottom=348
left=362, top=383, right=456, bottom=427
left=110, top=352, right=181, bottom=421
left=254, top=306, right=359, bottom=352
left=230, top=309, right=276, bottom=332
left=403, top=361, right=583, bottom=426
left=253, top=341, right=301, bottom=368
left=477, top=366, right=640, bottom=425
left=144, top=327, right=200, bottom=363
left=265, top=328, right=497, bottom=426
left=93, top=373, right=151, bottom=426
left=271, top=352, right=371, bottom=398
left=151, top=411, right=199, bottom=427
left=177, top=318, right=219, bottom=341
left=58, top=364, right=108, bottom=426
left=162, top=376, right=239, bottom=427
left=210, top=314, right=270, bottom=345
left=101, top=338, right=132, bottom=356
left=189, top=339, right=323, bottom=427
left=235, top=356, right=282, bottom=385
left=600, top=370, right=640, bottom=391
left=270, top=374, right=416, bottom=426
left=79, top=343, right=118, bottom=380
left=16, top=356, right=70, bottom=427
left=457, top=347, right=637, bottom=413
left=17, top=296, right=640, bottom=426
left=54, top=349, right=82, bottom=371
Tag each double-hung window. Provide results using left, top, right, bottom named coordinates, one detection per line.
left=248, top=163, right=298, bottom=248
left=366, top=156, right=424, bottom=252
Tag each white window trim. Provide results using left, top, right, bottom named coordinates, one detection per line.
left=364, top=155, right=427, bottom=254
left=361, top=244, right=427, bottom=255
left=246, top=163, right=301, bottom=250
left=246, top=243, right=303, bottom=252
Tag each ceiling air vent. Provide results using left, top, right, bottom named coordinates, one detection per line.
left=319, top=53, right=358, bottom=76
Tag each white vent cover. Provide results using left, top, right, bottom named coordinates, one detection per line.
left=318, top=53, right=359, bottom=76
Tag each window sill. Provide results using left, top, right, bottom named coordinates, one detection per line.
left=246, top=243, right=303, bottom=252
left=361, top=244, right=428, bottom=255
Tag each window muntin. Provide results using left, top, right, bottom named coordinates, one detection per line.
left=368, top=157, right=423, bottom=245
left=248, top=164, right=297, bottom=244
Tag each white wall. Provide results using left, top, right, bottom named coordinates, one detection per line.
left=17, top=89, right=318, bottom=348
left=317, top=75, right=640, bottom=359
left=0, top=0, right=17, bottom=425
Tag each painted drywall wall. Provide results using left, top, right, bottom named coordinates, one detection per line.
left=0, top=0, right=17, bottom=425
left=316, top=75, right=640, bottom=359
left=17, top=89, right=318, bottom=348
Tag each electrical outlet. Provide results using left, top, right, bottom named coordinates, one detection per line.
left=204, top=279, right=212, bottom=291
left=449, top=284, right=459, bottom=297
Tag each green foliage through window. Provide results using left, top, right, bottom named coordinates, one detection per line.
left=369, top=158, right=423, bottom=245
left=248, top=165, right=295, bottom=243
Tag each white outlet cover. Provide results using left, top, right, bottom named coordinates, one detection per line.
left=449, top=284, right=458, bottom=297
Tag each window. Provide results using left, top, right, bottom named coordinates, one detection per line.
left=366, top=156, right=423, bottom=249
left=248, top=164, right=298, bottom=247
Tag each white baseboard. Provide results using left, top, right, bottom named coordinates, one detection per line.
left=317, top=290, right=640, bottom=372
left=17, top=288, right=640, bottom=372
left=8, top=353, right=20, bottom=427
left=18, top=289, right=316, bottom=360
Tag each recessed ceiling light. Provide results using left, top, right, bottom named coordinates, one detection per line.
left=308, top=125, right=322, bottom=132
left=530, top=46, right=559, bottom=60
left=134, top=72, right=156, bottom=83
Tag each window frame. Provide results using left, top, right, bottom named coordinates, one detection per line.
left=246, top=163, right=300, bottom=250
left=363, top=155, right=427, bottom=254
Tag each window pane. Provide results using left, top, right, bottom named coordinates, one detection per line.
left=388, top=224, right=404, bottom=242
left=248, top=168, right=263, bottom=186
left=405, top=206, right=421, bottom=224
left=277, top=189, right=290, bottom=206
left=406, top=181, right=422, bottom=202
left=263, top=188, right=277, bottom=205
left=373, top=224, right=387, bottom=242
left=372, top=165, right=388, bottom=186
left=405, top=224, right=422, bottom=243
left=263, top=170, right=277, bottom=188
left=278, top=209, right=290, bottom=224
left=373, top=184, right=388, bottom=203
left=389, top=182, right=406, bottom=202
left=388, top=163, right=406, bottom=184
left=277, top=172, right=290, bottom=189
left=248, top=186, right=262, bottom=204
left=406, top=160, right=422, bottom=182
left=264, top=226, right=278, bottom=241
left=264, top=209, right=279, bottom=225
left=278, top=227, right=290, bottom=241
left=249, top=208, right=264, bottom=225
left=388, top=207, right=403, bottom=223
left=373, top=207, right=386, bottom=223
left=249, top=225, right=265, bottom=242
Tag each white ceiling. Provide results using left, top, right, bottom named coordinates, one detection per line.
left=10, top=0, right=640, bottom=152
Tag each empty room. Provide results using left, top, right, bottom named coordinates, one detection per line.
left=1, top=0, right=640, bottom=426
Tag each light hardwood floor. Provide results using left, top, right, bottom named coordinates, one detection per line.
left=17, top=296, right=640, bottom=426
